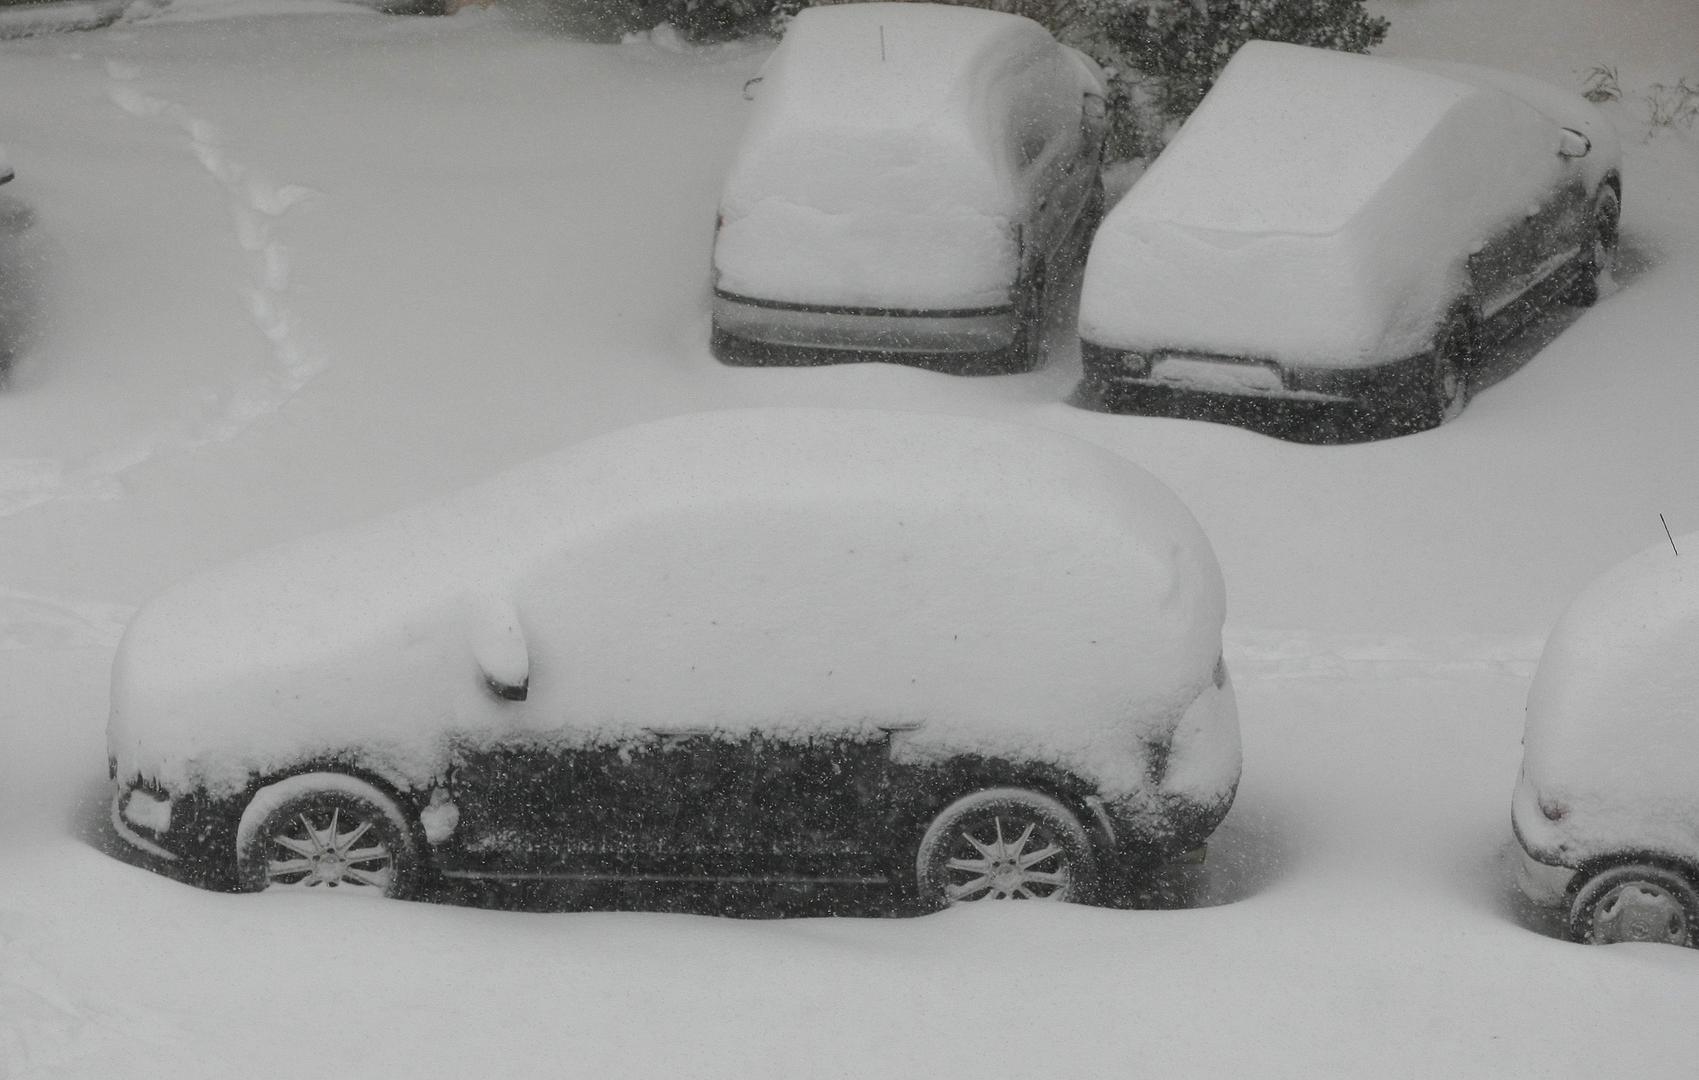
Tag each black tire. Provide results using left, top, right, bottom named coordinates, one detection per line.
left=1562, top=184, right=1620, bottom=308
left=1390, top=307, right=1475, bottom=433
left=915, top=788, right=1097, bottom=908
left=1007, top=259, right=1049, bottom=372
left=1569, top=862, right=1699, bottom=946
left=235, top=773, right=421, bottom=899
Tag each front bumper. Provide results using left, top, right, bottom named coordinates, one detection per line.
left=1079, top=340, right=1435, bottom=406
left=111, top=784, right=179, bottom=861
left=713, top=289, right=1018, bottom=358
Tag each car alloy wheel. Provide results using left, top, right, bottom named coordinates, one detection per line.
left=235, top=773, right=421, bottom=898
left=1569, top=863, right=1699, bottom=946
left=916, top=788, right=1096, bottom=907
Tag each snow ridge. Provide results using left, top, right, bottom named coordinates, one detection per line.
left=105, top=60, right=328, bottom=446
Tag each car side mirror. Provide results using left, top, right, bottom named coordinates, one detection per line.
left=468, top=594, right=530, bottom=702
left=1559, top=128, right=1592, bottom=158
left=743, top=76, right=763, bottom=101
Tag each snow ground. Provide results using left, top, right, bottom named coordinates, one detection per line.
left=1, top=0, right=1697, bottom=1076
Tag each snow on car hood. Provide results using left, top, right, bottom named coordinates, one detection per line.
left=109, top=409, right=1233, bottom=801
left=713, top=4, right=1087, bottom=309
left=1080, top=41, right=1608, bottom=367
left=1516, top=533, right=1699, bottom=867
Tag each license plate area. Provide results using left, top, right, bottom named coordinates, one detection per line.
left=1150, top=355, right=1285, bottom=395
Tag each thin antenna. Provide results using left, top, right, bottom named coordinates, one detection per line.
left=880, top=25, right=886, bottom=62
left=1662, top=513, right=1680, bottom=555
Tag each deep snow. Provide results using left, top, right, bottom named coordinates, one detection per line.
left=2, top=0, right=1699, bottom=1076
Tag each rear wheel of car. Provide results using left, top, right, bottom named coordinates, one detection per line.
left=1562, top=184, right=1620, bottom=307
left=915, top=788, right=1096, bottom=908
left=1569, top=862, right=1699, bottom=946
left=235, top=773, right=421, bottom=899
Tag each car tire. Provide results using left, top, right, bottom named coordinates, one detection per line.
left=1392, top=306, right=1475, bottom=433
left=915, top=787, right=1097, bottom=908
left=1569, top=862, right=1699, bottom=946
left=235, top=773, right=422, bottom=899
left=1562, top=184, right=1620, bottom=308
left=1007, top=259, right=1049, bottom=373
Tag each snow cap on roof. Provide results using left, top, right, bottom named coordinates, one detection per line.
left=1520, top=533, right=1699, bottom=863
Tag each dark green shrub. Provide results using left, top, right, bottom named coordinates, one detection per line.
left=1095, top=0, right=1388, bottom=121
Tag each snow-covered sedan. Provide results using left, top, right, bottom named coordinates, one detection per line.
left=710, top=3, right=1107, bottom=373
left=108, top=409, right=1240, bottom=908
left=1078, top=41, right=1621, bottom=432
left=1513, top=532, right=1699, bottom=946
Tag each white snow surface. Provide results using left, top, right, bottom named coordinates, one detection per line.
left=1079, top=40, right=1617, bottom=365
left=4, top=0, right=1699, bottom=1076
left=714, top=3, right=1093, bottom=308
left=109, top=408, right=1230, bottom=800
left=1517, top=531, right=1699, bottom=866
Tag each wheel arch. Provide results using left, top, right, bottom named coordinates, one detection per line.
left=239, top=756, right=436, bottom=870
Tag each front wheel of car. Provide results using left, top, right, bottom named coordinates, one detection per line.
left=1569, top=862, right=1699, bottom=946
left=915, top=788, right=1097, bottom=908
left=235, top=773, right=422, bottom=899
left=1562, top=184, right=1620, bottom=307
left=1392, top=308, right=1475, bottom=434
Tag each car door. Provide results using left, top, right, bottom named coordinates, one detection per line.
left=1470, top=116, right=1595, bottom=323
left=743, top=728, right=901, bottom=878
left=445, top=729, right=762, bottom=877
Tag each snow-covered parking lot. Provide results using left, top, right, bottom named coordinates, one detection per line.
left=3, top=0, right=1699, bottom=1075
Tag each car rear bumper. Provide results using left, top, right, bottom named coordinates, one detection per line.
left=1515, top=844, right=1577, bottom=907
left=1079, top=340, right=1434, bottom=406
left=713, top=290, right=1019, bottom=359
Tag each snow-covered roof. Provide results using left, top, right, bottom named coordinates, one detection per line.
left=1517, top=535, right=1699, bottom=865
left=749, top=3, right=1060, bottom=149
left=1125, top=42, right=1477, bottom=236
left=714, top=3, right=1094, bottom=308
left=110, top=409, right=1230, bottom=801
left=1080, top=40, right=1611, bottom=366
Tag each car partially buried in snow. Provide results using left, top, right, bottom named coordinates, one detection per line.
left=109, top=409, right=1240, bottom=908
left=1078, top=41, right=1621, bottom=432
left=710, top=3, right=1108, bottom=373
left=1513, top=532, right=1699, bottom=946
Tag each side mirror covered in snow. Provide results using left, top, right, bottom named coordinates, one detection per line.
left=468, top=594, right=530, bottom=702
left=1558, top=127, right=1592, bottom=158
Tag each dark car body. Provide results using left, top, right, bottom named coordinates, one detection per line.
left=1077, top=42, right=1621, bottom=431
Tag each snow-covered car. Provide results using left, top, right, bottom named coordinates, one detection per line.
left=1512, top=532, right=1699, bottom=945
left=108, top=409, right=1240, bottom=907
left=710, top=3, right=1108, bottom=373
left=1078, top=41, right=1621, bottom=431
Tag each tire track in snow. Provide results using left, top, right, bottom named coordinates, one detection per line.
left=1226, top=628, right=1543, bottom=681
left=0, top=62, right=328, bottom=521
left=0, top=925, right=190, bottom=1079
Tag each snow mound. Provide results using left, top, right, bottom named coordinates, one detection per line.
left=1516, top=533, right=1699, bottom=866
left=714, top=3, right=1097, bottom=309
left=1080, top=40, right=1613, bottom=367
left=108, top=409, right=1231, bottom=803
